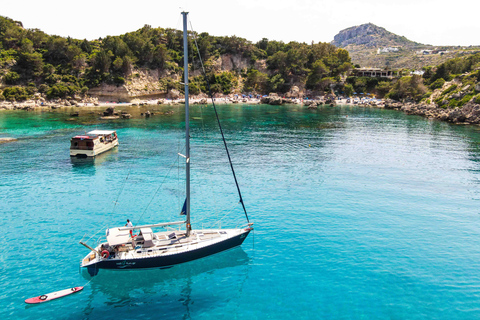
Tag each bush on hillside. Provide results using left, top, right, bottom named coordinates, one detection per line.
left=458, top=94, right=473, bottom=107
left=3, top=71, right=20, bottom=84
left=429, top=78, right=445, bottom=90
left=385, top=75, right=427, bottom=102
left=474, top=94, right=480, bottom=104
left=2, top=86, right=31, bottom=101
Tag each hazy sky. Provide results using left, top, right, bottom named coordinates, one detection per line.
left=2, top=0, right=478, bottom=46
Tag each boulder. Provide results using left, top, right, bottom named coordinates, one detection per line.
left=167, top=89, right=180, bottom=100
left=447, top=108, right=466, bottom=123
left=103, top=107, right=115, bottom=116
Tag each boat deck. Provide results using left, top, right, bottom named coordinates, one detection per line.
left=81, top=229, right=237, bottom=267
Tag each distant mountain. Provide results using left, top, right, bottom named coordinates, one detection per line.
left=332, top=23, right=421, bottom=48
left=331, top=23, right=480, bottom=69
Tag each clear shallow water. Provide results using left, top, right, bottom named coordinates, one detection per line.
left=2, top=104, right=480, bottom=319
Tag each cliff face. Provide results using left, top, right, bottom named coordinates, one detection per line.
left=88, top=69, right=175, bottom=102
left=88, top=54, right=255, bottom=101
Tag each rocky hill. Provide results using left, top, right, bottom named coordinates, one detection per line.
left=332, top=23, right=420, bottom=48
left=332, top=23, right=480, bottom=69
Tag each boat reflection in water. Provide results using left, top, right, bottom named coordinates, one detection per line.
left=80, top=246, right=250, bottom=286
left=80, top=247, right=251, bottom=318
left=70, top=148, right=118, bottom=169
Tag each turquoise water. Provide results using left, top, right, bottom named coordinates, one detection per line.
left=2, top=104, right=480, bottom=319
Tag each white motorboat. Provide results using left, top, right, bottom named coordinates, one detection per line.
left=70, top=130, right=119, bottom=157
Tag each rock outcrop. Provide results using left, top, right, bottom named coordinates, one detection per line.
left=260, top=93, right=287, bottom=105
left=0, top=137, right=17, bottom=144
left=332, top=23, right=419, bottom=48
left=87, top=69, right=175, bottom=102
left=385, top=99, right=480, bottom=125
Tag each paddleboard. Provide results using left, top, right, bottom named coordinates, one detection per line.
left=25, top=286, right=83, bottom=304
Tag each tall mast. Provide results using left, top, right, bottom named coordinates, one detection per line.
left=182, top=12, right=191, bottom=236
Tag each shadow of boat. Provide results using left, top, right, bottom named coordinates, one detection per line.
left=78, top=247, right=251, bottom=319
left=70, top=148, right=118, bottom=168
left=81, top=246, right=251, bottom=296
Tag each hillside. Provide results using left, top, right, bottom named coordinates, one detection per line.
left=332, top=23, right=420, bottom=48
left=332, top=23, right=480, bottom=69
left=0, top=15, right=353, bottom=103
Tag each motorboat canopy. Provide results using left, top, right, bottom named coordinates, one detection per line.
left=87, top=130, right=116, bottom=135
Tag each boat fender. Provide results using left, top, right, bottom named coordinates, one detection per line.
left=101, top=250, right=110, bottom=259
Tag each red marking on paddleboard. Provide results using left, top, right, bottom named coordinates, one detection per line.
left=25, top=286, right=83, bottom=304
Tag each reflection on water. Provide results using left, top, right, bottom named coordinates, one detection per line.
left=82, top=247, right=250, bottom=293
left=80, top=247, right=251, bottom=319
left=70, top=148, right=119, bottom=169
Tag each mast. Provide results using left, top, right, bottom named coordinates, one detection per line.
left=182, top=11, right=191, bottom=237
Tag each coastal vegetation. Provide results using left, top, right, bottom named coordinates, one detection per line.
left=0, top=15, right=353, bottom=102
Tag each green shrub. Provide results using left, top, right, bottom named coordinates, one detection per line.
left=25, top=83, right=37, bottom=95
left=4, top=71, right=20, bottom=84
left=113, top=76, right=125, bottom=85
left=434, top=96, right=444, bottom=105
left=2, top=86, right=31, bottom=101
left=458, top=94, right=473, bottom=107
left=443, top=84, right=458, bottom=95
left=449, top=99, right=459, bottom=107
left=429, top=78, right=445, bottom=90
left=474, top=94, right=480, bottom=104
left=422, top=91, right=432, bottom=100
left=189, top=82, right=200, bottom=95
left=343, top=83, right=354, bottom=97
left=385, top=75, right=427, bottom=102
left=38, top=84, right=50, bottom=93
left=374, top=81, right=392, bottom=97
left=46, top=83, right=79, bottom=99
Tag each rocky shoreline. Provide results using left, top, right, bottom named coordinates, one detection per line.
left=383, top=100, right=480, bottom=124
left=1, top=94, right=480, bottom=126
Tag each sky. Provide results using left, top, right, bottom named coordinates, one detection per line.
left=2, top=0, right=479, bottom=46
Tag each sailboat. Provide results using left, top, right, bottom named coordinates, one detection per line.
left=80, top=12, right=253, bottom=276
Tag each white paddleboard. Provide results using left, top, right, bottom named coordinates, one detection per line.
left=25, top=286, right=83, bottom=304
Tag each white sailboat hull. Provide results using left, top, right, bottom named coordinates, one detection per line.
left=81, top=227, right=252, bottom=275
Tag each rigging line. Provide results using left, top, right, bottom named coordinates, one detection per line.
left=134, top=154, right=182, bottom=227
left=197, top=101, right=220, bottom=218
left=189, top=20, right=250, bottom=223
left=190, top=43, right=220, bottom=219
left=111, top=170, right=131, bottom=213
left=110, top=130, right=142, bottom=215
left=84, top=226, right=108, bottom=243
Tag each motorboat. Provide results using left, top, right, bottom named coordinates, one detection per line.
left=70, top=130, right=118, bottom=157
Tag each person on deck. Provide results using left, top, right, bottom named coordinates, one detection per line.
left=125, top=219, right=133, bottom=237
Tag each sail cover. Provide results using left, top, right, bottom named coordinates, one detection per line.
left=106, top=228, right=131, bottom=246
